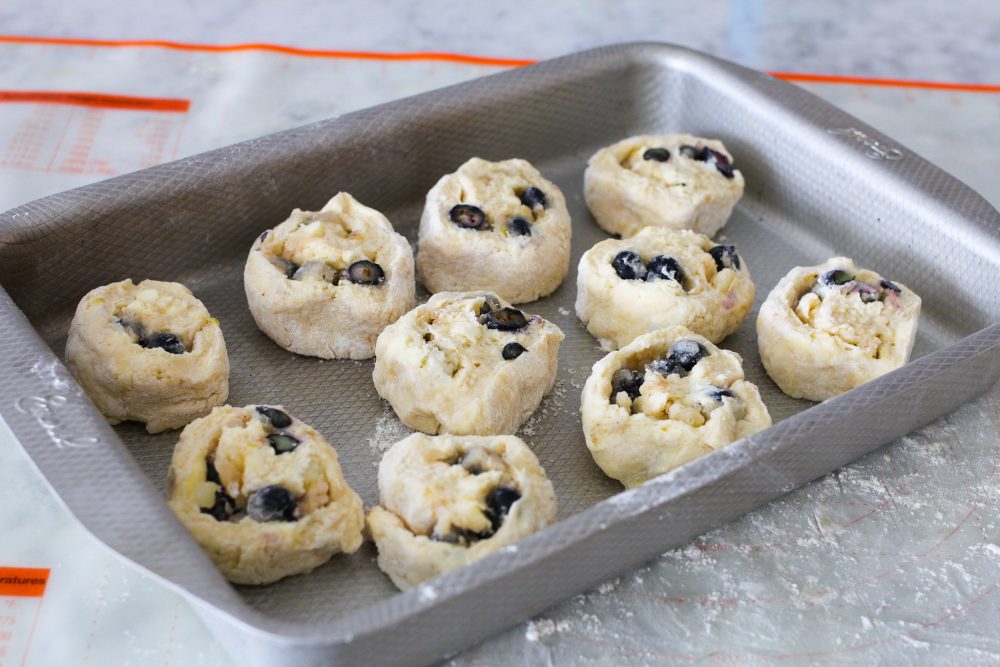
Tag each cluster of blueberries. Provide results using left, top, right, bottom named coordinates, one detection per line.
left=610, top=339, right=710, bottom=403
left=476, top=295, right=531, bottom=361
left=611, top=243, right=740, bottom=287
left=642, top=143, right=737, bottom=179
left=433, top=480, right=521, bottom=546
left=448, top=186, right=548, bottom=236
left=201, top=406, right=301, bottom=523
left=818, top=268, right=901, bottom=304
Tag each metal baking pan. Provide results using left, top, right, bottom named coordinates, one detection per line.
left=2, top=42, right=999, bottom=666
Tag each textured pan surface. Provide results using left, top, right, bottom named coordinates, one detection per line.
left=2, top=43, right=1000, bottom=665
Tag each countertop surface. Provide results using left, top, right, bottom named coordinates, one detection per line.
left=1, top=1, right=999, bottom=665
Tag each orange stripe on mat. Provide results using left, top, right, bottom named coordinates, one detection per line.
left=0, top=34, right=534, bottom=67
left=0, top=566, right=49, bottom=597
left=2, top=35, right=998, bottom=92
left=771, top=71, right=1000, bottom=93
left=0, top=90, right=190, bottom=112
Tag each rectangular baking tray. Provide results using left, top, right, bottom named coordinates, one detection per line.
left=2, top=42, right=1000, bottom=667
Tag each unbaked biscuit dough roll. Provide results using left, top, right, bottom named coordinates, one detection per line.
left=416, top=157, right=571, bottom=304
left=167, top=404, right=364, bottom=585
left=367, top=432, right=556, bottom=590
left=576, top=227, right=754, bottom=350
left=65, top=279, right=229, bottom=433
left=584, top=134, right=745, bottom=238
left=373, top=292, right=564, bottom=435
left=244, top=192, right=415, bottom=360
left=757, top=257, right=921, bottom=401
left=581, top=326, right=771, bottom=488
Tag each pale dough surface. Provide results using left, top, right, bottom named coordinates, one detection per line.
left=417, top=157, right=571, bottom=304
left=244, top=192, right=415, bottom=359
left=372, top=292, right=564, bottom=435
left=575, top=227, right=754, bottom=349
left=167, top=404, right=364, bottom=585
left=581, top=326, right=771, bottom=488
left=584, top=134, right=745, bottom=238
left=64, top=279, right=229, bottom=433
left=757, top=256, right=921, bottom=401
left=367, top=433, right=556, bottom=589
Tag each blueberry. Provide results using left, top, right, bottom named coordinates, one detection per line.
left=646, top=255, right=685, bottom=284
left=611, top=250, right=647, bottom=280
left=709, top=245, right=741, bottom=271
left=507, top=217, right=532, bottom=237
left=201, top=488, right=236, bottom=521
left=258, top=230, right=268, bottom=242
left=141, top=332, right=186, bottom=355
left=433, top=528, right=492, bottom=545
left=247, top=485, right=297, bottom=522
left=502, top=342, right=527, bottom=360
left=856, top=283, right=881, bottom=303
left=707, top=149, right=736, bottom=179
left=610, top=368, right=644, bottom=401
left=346, top=260, right=385, bottom=285
left=705, top=386, right=735, bottom=402
left=275, top=258, right=299, bottom=279
left=205, top=460, right=221, bottom=485
left=880, top=279, right=902, bottom=294
left=486, top=485, right=521, bottom=532
left=255, top=406, right=292, bottom=429
left=266, top=433, right=300, bottom=454
left=449, top=204, right=490, bottom=230
left=479, top=306, right=529, bottom=331
left=642, top=147, right=671, bottom=162
left=518, top=187, right=547, bottom=211
left=819, top=269, right=855, bottom=286
left=650, top=339, right=708, bottom=377
left=478, top=295, right=502, bottom=316
left=680, top=144, right=710, bottom=161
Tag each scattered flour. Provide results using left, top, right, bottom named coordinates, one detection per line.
left=366, top=406, right=413, bottom=457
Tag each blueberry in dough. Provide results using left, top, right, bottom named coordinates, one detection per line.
left=610, top=368, right=644, bottom=401
left=346, top=260, right=385, bottom=285
left=267, top=433, right=301, bottom=454
left=880, top=279, right=902, bottom=295
left=856, top=283, right=881, bottom=303
left=201, top=488, right=237, bottom=521
left=705, top=386, right=735, bottom=402
left=819, top=269, right=855, bottom=287
left=642, top=147, right=671, bottom=162
left=486, top=485, right=521, bottom=532
left=502, top=342, right=527, bottom=360
left=479, top=305, right=529, bottom=331
left=612, top=250, right=648, bottom=280
left=646, top=255, right=685, bottom=284
left=247, top=485, right=297, bottom=522
left=650, top=339, right=707, bottom=377
left=141, top=332, right=186, bottom=355
left=518, top=187, right=547, bottom=211
left=507, top=217, right=532, bottom=237
left=255, top=406, right=292, bottom=429
left=709, top=245, right=741, bottom=271
left=449, top=204, right=490, bottom=230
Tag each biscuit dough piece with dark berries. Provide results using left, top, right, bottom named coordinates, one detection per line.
left=581, top=326, right=771, bottom=488
left=167, top=404, right=364, bottom=585
left=584, top=134, right=745, bottom=238
left=373, top=292, right=564, bottom=435
left=576, top=227, right=754, bottom=349
left=367, top=433, right=556, bottom=589
left=65, top=279, right=229, bottom=433
left=757, top=257, right=921, bottom=401
left=416, top=158, right=571, bottom=304
left=244, top=192, right=415, bottom=359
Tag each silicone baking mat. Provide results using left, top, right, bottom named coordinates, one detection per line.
left=1, top=36, right=999, bottom=666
